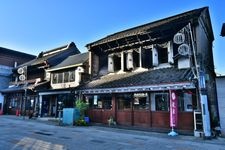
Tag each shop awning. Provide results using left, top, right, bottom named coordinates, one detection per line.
left=79, top=68, right=196, bottom=94
left=1, top=81, right=49, bottom=93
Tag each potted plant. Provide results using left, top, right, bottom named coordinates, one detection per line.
left=74, top=99, right=89, bottom=126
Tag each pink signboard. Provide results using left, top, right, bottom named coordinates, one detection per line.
left=170, top=90, right=178, bottom=127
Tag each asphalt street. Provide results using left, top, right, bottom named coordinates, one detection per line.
left=0, top=115, right=224, bottom=150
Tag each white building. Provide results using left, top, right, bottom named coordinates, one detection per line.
left=216, top=76, right=225, bottom=136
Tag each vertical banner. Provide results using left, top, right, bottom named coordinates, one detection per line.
left=170, top=90, right=178, bottom=127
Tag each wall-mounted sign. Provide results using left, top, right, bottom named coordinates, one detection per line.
left=17, top=66, right=27, bottom=81
left=134, top=93, right=148, bottom=97
left=173, top=33, right=185, bottom=44
left=19, top=75, right=26, bottom=81
left=17, top=67, right=24, bottom=74
left=178, top=44, right=190, bottom=56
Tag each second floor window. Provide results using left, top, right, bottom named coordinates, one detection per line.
left=52, top=70, right=75, bottom=84
left=52, top=73, right=58, bottom=84
left=69, top=71, right=75, bottom=82
left=158, top=47, right=168, bottom=64
left=64, top=72, right=69, bottom=82
left=58, top=73, right=63, bottom=83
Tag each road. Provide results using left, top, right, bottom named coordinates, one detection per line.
left=0, top=115, right=224, bottom=150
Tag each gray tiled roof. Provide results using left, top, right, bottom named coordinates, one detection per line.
left=80, top=68, right=194, bottom=90
left=48, top=52, right=89, bottom=71
left=17, top=42, right=80, bottom=68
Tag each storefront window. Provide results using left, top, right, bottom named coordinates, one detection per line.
left=155, top=93, right=169, bottom=111
left=87, top=95, right=112, bottom=109
left=9, top=98, right=17, bottom=108
left=117, top=94, right=132, bottom=110
left=178, top=92, right=194, bottom=112
left=133, top=93, right=149, bottom=110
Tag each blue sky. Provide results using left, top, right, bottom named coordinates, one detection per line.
left=0, top=0, right=224, bottom=75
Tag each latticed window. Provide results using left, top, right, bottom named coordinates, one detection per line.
left=52, top=73, right=58, bottom=84
left=69, top=71, right=75, bottom=82
left=58, top=73, right=63, bottom=83
left=64, top=72, right=69, bottom=83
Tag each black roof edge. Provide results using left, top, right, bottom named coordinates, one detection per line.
left=0, top=47, right=36, bottom=58
left=86, top=7, right=207, bottom=48
left=40, top=42, right=76, bottom=56
left=221, top=23, right=225, bottom=37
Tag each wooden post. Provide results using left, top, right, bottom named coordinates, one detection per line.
left=112, top=94, right=117, bottom=120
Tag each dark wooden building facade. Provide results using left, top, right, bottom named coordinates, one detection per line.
left=0, top=47, right=36, bottom=115
left=37, top=52, right=89, bottom=117
left=80, top=7, right=218, bottom=133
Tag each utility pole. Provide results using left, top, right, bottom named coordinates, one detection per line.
left=17, top=66, right=27, bottom=120
left=189, top=23, right=211, bottom=138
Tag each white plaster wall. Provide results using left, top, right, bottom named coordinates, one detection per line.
left=178, top=58, right=191, bottom=69
left=216, top=77, right=225, bottom=136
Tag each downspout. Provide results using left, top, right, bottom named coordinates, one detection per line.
left=189, top=22, right=211, bottom=138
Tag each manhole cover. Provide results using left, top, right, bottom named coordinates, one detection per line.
left=134, top=137, right=148, bottom=141
left=34, top=131, right=53, bottom=136
left=90, top=139, right=106, bottom=143
left=72, top=130, right=82, bottom=133
left=58, top=136, right=72, bottom=140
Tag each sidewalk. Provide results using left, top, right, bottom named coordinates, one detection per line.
left=2, top=115, right=225, bottom=146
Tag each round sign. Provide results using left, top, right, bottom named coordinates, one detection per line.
left=19, top=75, right=26, bottom=81
left=173, top=33, right=185, bottom=44
left=17, top=67, right=24, bottom=74
left=178, top=44, right=189, bottom=56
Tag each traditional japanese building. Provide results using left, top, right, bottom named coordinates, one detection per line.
left=1, top=42, right=80, bottom=116
left=0, top=47, right=36, bottom=115
left=80, top=7, right=218, bottom=135
left=37, top=52, right=89, bottom=117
